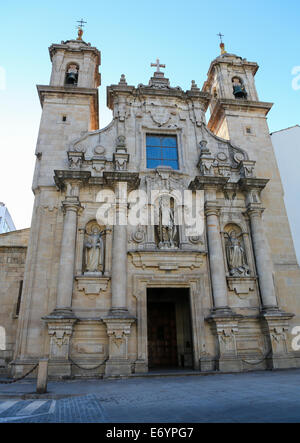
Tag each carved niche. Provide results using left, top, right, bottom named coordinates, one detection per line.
left=224, top=224, right=250, bottom=277
left=83, top=221, right=108, bottom=275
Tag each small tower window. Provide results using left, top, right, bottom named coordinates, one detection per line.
left=232, top=77, right=247, bottom=99
left=65, top=64, right=79, bottom=86
left=62, top=115, right=67, bottom=122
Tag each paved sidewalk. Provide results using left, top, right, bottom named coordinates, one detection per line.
left=0, top=369, right=300, bottom=422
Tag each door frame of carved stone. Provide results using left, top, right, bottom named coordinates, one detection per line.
left=132, top=274, right=204, bottom=372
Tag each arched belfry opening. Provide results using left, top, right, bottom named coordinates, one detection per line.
left=232, top=76, right=247, bottom=99
left=65, top=63, right=79, bottom=86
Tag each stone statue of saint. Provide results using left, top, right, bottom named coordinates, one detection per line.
left=225, top=230, right=249, bottom=277
left=156, top=197, right=178, bottom=249
left=84, top=227, right=105, bottom=274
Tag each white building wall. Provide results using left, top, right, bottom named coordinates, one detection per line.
left=0, top=203, right=16, bottom=233
left=271, top=125, right=300, bottom=264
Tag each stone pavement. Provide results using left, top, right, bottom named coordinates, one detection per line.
left=0, top=369, right=300, bottom=422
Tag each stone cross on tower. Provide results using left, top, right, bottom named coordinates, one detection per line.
left=151, top=58, right=166, bottom=73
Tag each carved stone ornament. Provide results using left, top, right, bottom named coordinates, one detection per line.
left=76, top=276, right=110, bottom=299
left=131, top=226, right=146, bottom=244
left=217, top=152, right=228, bottom=162
left=188, top=235, right=203, bottom=245
left=93, top=145, right=106, bottom=157
left=129, top=251, right=203, bottom=271
left=68, top=151, right=84, bottom=169
left=216, top=323, right=239, bottom=356
left=150, top=109, right=171, bottom=127
left=227, top=277, right=256, bottom=298
left=116, top=135, right=126, bottom=148
left=234, top=152, right=245, bottom=164
left=114, top=155, right=128, bottom=171
left=46, top=321, right=76, bottom=360
left=239, top=160, right=256, bottom=178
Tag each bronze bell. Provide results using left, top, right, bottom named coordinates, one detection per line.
left=233, top=84, right=247, bottom=99
left=66, top=71, right=78, bottom=85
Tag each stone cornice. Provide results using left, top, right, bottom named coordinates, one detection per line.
left=49, top=41, right=101, bottom=63
left=107, top=83, right=210, bottom=110
left=37, top=83, right=99, bottom=107
left=205, top=56, right=259, bottom=82
left=103, top=171, right=140, bottom=191
left=239, top=178, right=269, bottom=191
left=189, top=175, right=229, bottom=190
left=54, top=170, right=91, bottom=190
left=207, top=98, right=273, bottom=133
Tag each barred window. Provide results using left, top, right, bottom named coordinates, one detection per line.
left=146, top=135, right=179, bottom=170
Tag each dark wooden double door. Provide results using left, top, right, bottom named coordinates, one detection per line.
left=147, top=302, right=178, bottom=368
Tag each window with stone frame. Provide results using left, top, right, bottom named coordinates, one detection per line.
left=146, top=135, right=179, bottom=170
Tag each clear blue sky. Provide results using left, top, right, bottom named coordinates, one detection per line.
left=1, top=0, right=300, bottom=229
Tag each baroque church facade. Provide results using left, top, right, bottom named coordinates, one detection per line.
left=1, top=33, right=300, bottom=378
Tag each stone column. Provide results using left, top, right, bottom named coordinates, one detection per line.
left=111, top=210, right=128, bottom=313
left=205, top=206, right=242, bottom=372
left=55, top=198, right=81, bottom=314
left=43, top=195, right=80, bottom=377
left=205, top=207, right=230, bottom=311
left=247, top=206, right=278, bottom=310
left=102, top=175, right=140, bottom=377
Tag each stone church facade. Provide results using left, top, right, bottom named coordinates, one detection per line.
left=1, top=34, right=300, bottom=378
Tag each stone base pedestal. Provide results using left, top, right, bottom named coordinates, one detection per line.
left=103, top=314, right=135, bottom=378
left=104, top=360, right=132, bottom=377
left=267, top=356, right=296, bottom=370
left=261, top=309, right=296, bottom=370
left=217, top=357, right=242, bottom=372
left=199, top=357, right=216, bottom=372
left=11, top=361, right=38, bottom=379
left=134, top=360, right=148, bottom=374
left=48, top=360, right=73, bottom=378
left=207, top=310, right=242, bottom=373
left=42, top=311, right=77, bottom=377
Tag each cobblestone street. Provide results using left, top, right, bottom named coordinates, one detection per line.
left=1, top=369, right=300, bottom=423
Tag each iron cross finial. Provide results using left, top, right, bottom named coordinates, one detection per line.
left=151, top=58, right=166, bottom=73
left=77, top=19, right=87, bottom=29
left=76, top=19, right=87, bottom=41
left=217, top=32, right=224, bottom=43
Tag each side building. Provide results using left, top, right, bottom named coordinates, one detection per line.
left=271, top=125, right=300, bottom=265
left=0, top=203, right=16, bottom=234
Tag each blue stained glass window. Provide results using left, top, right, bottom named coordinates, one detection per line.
left=146, top=135, right=179, bottom=170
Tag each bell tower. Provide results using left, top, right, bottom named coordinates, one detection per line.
left=203, top=44, right=267, bottom=141
left=202, top=40, right=300, bottom=314
left=33, top=27, right=101, bottom=187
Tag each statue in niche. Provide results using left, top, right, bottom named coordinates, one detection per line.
left=225, top=228, right=250, bottom=277
left=232, top=77, right=247, bottom=99
left=84, top=224, right=109, bottom=274
left=156, top=197, right=178, bottom=249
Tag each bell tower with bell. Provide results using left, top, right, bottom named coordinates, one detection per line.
left=202, top=35, right=264, bottom=141
left=34, top=21, right=101, bottom=188
left=202, top=36, right=300, bottom=321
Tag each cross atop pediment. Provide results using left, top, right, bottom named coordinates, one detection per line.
left=151, top=58, right=166, bottom=73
